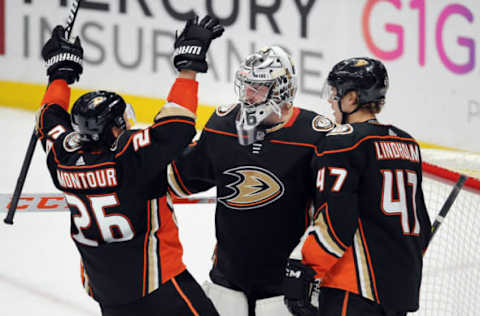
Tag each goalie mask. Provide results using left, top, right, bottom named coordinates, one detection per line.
left=234, top=46, right=297, bottom=145
left=71, top=90, right=136, bottom=148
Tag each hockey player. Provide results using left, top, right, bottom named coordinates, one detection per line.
left=167, top=46, right=335, bottom=316
left=36, top=16, right=224, bottom=316
left=283, top=57, right=432, bottom=316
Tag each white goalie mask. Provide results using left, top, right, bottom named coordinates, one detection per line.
left=234, top=46, right=297, bottom=145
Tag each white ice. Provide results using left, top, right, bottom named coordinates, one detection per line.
left=0, top=107, right=216, bottom=316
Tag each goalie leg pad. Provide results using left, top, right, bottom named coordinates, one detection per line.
left=202, top=281, right=249, bottom=316
left=255, top=295, right=293, bottom=316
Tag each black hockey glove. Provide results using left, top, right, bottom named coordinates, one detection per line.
left=173, top=15, right=224, bottom=73
left=283, top=259, right=318, bottom=316
left=42, top=25, right=83, bottom=84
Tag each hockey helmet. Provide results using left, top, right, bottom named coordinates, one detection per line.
left=322, top=57, right=388, bottom=122
left=71, top=91, right=135, bottom=147
left=234, top=46, right=297, bottom=145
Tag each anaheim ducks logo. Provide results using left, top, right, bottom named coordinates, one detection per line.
left=312, top=115, right=335, bottom=132
left=89, top=96, right=106, bottom=108
left=354, top=59, right=369, bottom=67
left=218, top=166, right=285, bottom=210
left=63, top=132, right=82, bottom=152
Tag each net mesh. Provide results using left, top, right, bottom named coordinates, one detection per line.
left=411, top=150, right=480, bottom=315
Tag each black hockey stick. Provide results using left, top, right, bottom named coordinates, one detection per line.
left=426, top=174, right=468, bottom=248
left=3, top=133, right=38, bottom=224
left=3, top=0, right=82, bottom=225
left=65, top=0, right=81, bottom=39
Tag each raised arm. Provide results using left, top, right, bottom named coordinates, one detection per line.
left=36, top=25, right=83, bottom=153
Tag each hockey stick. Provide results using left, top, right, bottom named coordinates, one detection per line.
left=3, top=0, right=82, bottom=225
left=426, top=174, right=468, bottom=248
left=65, top=0, right=81, bottom=40
left=0, top=194, right=216, bottom=213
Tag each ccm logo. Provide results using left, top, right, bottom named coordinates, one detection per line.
left=5, top=196, right=67, bottom=211
left=286, top=269, right=301, bottom=279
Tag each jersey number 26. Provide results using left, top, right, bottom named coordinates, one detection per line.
left=65, top=193, right=135, bottom=246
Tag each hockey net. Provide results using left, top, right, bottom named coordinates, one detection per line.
left=412, top=149, right=480, bottom=316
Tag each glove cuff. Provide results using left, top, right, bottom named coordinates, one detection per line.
left=167, top=78, right=199, bottom=113
left=175, top=60, right=208, bottom=73
left=45, top=52, right=83, bottom=69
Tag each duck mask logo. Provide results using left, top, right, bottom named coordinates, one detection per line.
left=218, top=166, right=285, bottom=210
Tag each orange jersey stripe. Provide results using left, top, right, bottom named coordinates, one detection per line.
left=152, top=119, right=195, bottom=128
left=322, top=203, right=348, bottom=249
left=171, top=277, right=200, bottom=316
left=38, top=103, right=56, bottom=139
left=171, top=161, right=193, bottom=196
left=283, top=107, right=301, bottom=127
left=204, top=127, right=238, bottom=138
left=114, top=134, right=134, bottom=158
left=51, top=143, right=60, bottom=164
left=270, top=139, right=321, bottom=155
left=341, top=291, right=350, bottom=316
left=317, top=135, right=418, bottom=157
left=80, top=261, right=85, bottom=285
left=58, top=161, right=116, bottom=169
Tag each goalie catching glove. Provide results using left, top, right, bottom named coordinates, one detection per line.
left=42, top=25, right=83, bottom=84
left=283, top=259, right=318, bottom=316
left=173, top=15, right=224, bottom=73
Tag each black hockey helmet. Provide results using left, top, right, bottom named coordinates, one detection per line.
left=71, top=91, right=129, bottom=147
left=327, top=57, right=389, bottom=108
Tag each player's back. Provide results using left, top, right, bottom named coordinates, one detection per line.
left=314, top=121, right=431, bottom=311
left=38, top=85, right=198, bottom=305
left=45, top=126, right=191, bottom=306
left=49, top=129, right=183, bottom=305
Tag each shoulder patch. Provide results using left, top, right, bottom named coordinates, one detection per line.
left=216, top=103, right=238, bottom=117
left=326, top=124, right=354, bottom=136
left=312, top=115, right=335, bottom=132
left=63, top=132, right=82, bottom=152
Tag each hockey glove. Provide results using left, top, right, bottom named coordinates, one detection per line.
left=42, top=25, right=83, bottom=84
left=283, top=259, right=318, bottom=316
left=173, top=15, right=224, bottom=73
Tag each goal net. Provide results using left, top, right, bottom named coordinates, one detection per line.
left=412, top=150, right=480, bottom=316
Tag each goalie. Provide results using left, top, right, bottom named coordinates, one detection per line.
left=168, top=46, right=335, bottom=316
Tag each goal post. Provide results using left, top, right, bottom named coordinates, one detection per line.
left=412, top=160, right=480, bottom=315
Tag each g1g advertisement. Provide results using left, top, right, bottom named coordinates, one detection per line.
left=0, top=0, right=478, bottom=151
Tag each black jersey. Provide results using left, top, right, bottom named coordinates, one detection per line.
left=37, top=78, right=198, bottom=305
left=298, top=121, right=431, bottom=312
left=168, top=103, right=334, bottom=295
